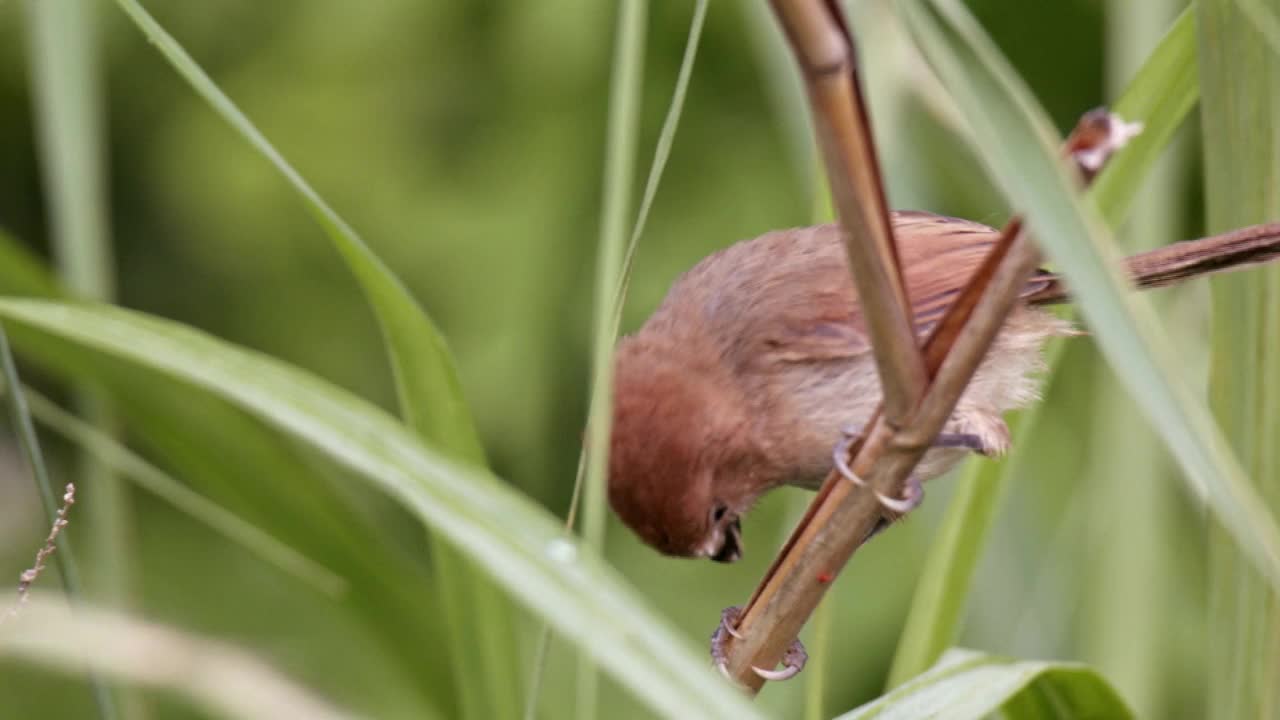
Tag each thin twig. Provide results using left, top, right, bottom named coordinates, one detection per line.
left=0, top=327, right=89, bottom=602
left=3, top=484, right=76, bottom=625
left=722, top=3, right=1139, bottom=688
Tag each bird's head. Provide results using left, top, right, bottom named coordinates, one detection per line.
left=607, top=336, right=767, bottom=562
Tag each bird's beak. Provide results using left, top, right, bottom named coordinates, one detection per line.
left=711, top=517, right=743, bottom=563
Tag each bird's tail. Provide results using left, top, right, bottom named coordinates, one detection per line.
left=1024, top=222, right=1280, bottom=306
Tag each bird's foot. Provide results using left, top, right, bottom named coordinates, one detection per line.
left=833, top=426, right=929, bottom=514
left=862, top=475, right=924, bottom=543
left=710, top=606, right=744, bottom=678
left=710, top=605, right=808, bottom=681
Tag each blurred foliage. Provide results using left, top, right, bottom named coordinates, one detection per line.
left=2, top=0, right=1271, bottom=718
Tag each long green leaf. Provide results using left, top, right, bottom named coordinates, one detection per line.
left=108, top=1, right=519, bottom=715
left=1078, top=2, right=1189, bottom=714
left=577, top=2, right=646, bottom=718
left=888, top=7, right=1201, bottom=686
left=26, top=6, right=133, bottom=695
left=1199, top=1, right=1280, bottom=718
left=0, top=230, right=353, bottom=596
left=841, top=649, right=1132, bottom=720
left=901, top=0, right=1280, bottom=593
left=108, top=0, right=478, bottom=456
left=0, top=299, right=764, bottom=720
left=0, top=229, right=351, bottom=599
left=0, top=379, right=347, bottom=596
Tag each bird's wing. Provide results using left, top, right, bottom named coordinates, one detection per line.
left=721, top=212, right=1053, bottom=369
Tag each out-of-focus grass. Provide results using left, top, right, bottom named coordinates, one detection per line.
left=888, top=4, right=1199, bottom=691
left=1198, top=1, right=1280, bottom=718
left=24, top=7, right=134, bottom=718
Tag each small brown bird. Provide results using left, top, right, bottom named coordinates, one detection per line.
left=608, top=212, right=1280, bottom=562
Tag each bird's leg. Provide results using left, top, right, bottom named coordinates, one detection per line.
left=710, top=605, right=808, bottom=681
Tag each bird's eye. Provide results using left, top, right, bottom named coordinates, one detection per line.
left=711, top=504, right=728, bottom=522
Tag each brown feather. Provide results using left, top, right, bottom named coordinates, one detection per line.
left=608, top=211, right=1280, bottom=560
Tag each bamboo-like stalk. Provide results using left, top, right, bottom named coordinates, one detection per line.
left=769, top=0, right=927, bottom=425
left=723, top=1, right=1129, bottom=691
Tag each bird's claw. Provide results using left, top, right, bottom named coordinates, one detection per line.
left=833, top=425, right=867, bottom=488
left=710, top=606, right=807, bottom=681
left=834, top=426, right=924, bottom=514
left=751, top=636, right=808, bottom=681
left=710, top=606, right=744, bottom=678
left=875, top=475, right=923, bottom=515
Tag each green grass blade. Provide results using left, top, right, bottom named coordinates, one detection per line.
left=0, top=233, right=351, bottom=597
left=0, top=325, right=114, bottom=720
left=108, top=2, right=519, bottom=715
left=901, top=0, right=1280, bottom=594
left=1198, top=1, right=1280, bottom=717
left=577, top=2, right=647, bottom=718
left=0, top=299, right=765, bottom=720
left=0, top=380, right=346, bottom=597
left=888, top=7, right=1201, bottom=686
left=25, top=6, right=133, bottom=701
left=25, top=0, right=114, bottom=302
left=581, top=0, right=645, bottom=580
left=525, top=4, right=705, bottom=717
left=614, top=0, right=707, bottom=322
left=1078, top=2, right=1189, bottom=714
left=842, top=649, right=1132, bottom=720
left=1091, top=9, right=1199, bottom=225
left=109, top=0, right=481, bottom=462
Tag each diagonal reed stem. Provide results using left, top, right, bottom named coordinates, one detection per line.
left=722, top=1, right=1133, bottom=691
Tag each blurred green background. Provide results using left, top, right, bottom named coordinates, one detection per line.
left=0, top=0, right=1249, bottom=718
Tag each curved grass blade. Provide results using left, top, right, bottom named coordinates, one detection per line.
left=109, top=0, right=482, bottom=461
left=901, top=0, right=1280, bottom=594
left=0, top=299, right=765, bottom=720
left=0, top=234, right=347, bottom=596
left=2, top=594, right=358, bottom=720
left=887, top=7, right=1200, bottom=686
left=107, top=0, right=480, bottom=462
left=0, top=380, right=346, bottom=597
left=107, top=2, right=514, bottom=714
left=843, top=649, right=1132, bottom=720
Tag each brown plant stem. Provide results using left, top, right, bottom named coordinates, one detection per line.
left=723, top=3, right=1130, bottom=690
left=770, top=0, right=927, bottom=425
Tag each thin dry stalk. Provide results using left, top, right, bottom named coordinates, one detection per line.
left=722, top=4, right=1136, bottom=690
left=2, top=483, right=76, bottom=625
